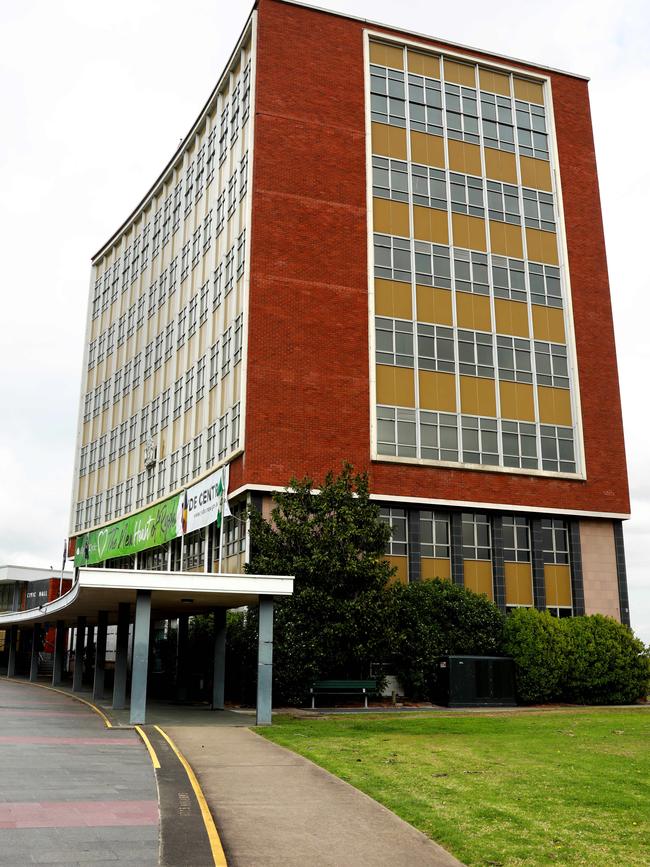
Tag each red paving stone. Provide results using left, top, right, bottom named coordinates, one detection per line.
left=0, top=799, right=159, bottom=829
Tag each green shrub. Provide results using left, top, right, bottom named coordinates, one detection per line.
left=563, top=614, right=649, bottom=704
left=503, top=608, right=570, bottom=703
left=387, top=579, right=505, bottom=701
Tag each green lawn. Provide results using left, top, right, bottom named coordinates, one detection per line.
left=258, top=709, right=650, bottom=866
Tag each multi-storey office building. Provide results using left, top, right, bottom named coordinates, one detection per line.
left=69, top=0, right=631, bottom=625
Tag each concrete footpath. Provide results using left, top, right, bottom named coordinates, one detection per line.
left=167, top=725, right=462, bottom=867
left=0, top=678, right=158, bottom=866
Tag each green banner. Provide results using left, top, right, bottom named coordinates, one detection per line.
left=75, top=493, right=181, bottom=567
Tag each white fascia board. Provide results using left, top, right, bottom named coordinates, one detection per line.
left=80, top=568, right=294, bottom=596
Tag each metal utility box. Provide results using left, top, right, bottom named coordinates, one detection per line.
left=435, top=655, right=516, bottom=707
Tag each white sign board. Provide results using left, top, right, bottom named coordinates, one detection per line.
left=177, top=465, right=231, bottom=535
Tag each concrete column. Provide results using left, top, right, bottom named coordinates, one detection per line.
left=129, top=590, right=151, bottom=725
left=176, top=613, right=189, bottom=701
left=52, top=620, right=65, bottom=686
left=6, top=626, right=17, bottom=677
left=256, top=596, right=274, bottom=726
left=93, top=611, right=108, bottom=703
left=29, top=625, right=41, bottom=682
left=113, top=602, right=130, bottom=710
left=72, top=616, right=86, bottom=692
left=212, top=608, right=227, bottom=710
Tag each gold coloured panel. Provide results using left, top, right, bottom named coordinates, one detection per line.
left=376, top=364, right=415, bottom=407
left=421, top=558, right=451, bottom=581
left=375, top=278, right=413, bottom=319
left=386, top=554, right=408, bottom=584
left=370, top=42, right=404, bottom=70
left=416, top=285, right=453, bottom=324
left=419, top=370, right=457, bottom=412
left=489, top=221, right=523, bottom=258
left=407, top=50, right=440, bottom=78
left=526, top=228, right=559, bottom=265
left=484, top=148, right=518, bottom=184
left=514, top=78, right=545, bottom=105
left=532, top=305, right=566, bottom=343
left=413, top=205, right=449, bottom=244
left=445, top=60, right=476, bottom=87
left=544, top=564, right=572, bottom=607
left=464, top=560, right=494, bottom=599
left=494, top=298, right=529, bottom=337
left=372, top=122, right=408, bottom=160
left=460, top=376, right=497, bottom=416
left=504, top=562, right=534, bottom=606
left=452, top=213, right=486, bottom=251
left=479, top=68, right=511, bottom=96
left=456, top=292, right=492, bottom=331
left=499, top=381, right=535, bottom=422
left=520, top=155, right=552, bottom=192
left=447, top=140, right=482, bottom=175
left=410, top=131, right=445, bottom=167
left=537, top=386, right=572, bottom=426
left=373, top=198, right=410, bottom=236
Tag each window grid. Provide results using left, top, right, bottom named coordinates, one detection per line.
left=503, top=516, right=531, bottom=562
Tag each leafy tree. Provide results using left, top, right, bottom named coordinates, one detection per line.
left=503, top=607, right=570, bottom=703
left=245, top=464, right=394, bottom=704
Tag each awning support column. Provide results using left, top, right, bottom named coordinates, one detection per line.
left=52, top=620, right=65, bottom=686
left=29, top=625, right=41, bottom=682
left=6, top=626, right=17, bottom=678
left=93, top=610, right=108, bottom=703
left=212, top=608, right=227, bottom=711
left=72, top=616, right=86, bottom=692
left=129, top=590, right=151, bottom=725
left=112, top=602, right=130, bottom=710
left=256, top=596, right=274, bottom=726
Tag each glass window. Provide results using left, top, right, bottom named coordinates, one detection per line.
left=414, top=241, right=451, bottom=288
left=516, top=99, right=548, bottom=160
left=419, top=411, right=458, bottom=461
left=497, top=336, right=532, bottom=383
left=535, top=342, right=569, bottom=388
left=374, top=234, right=411, bottom=282
left=501, top=420, right=538, bottom=469
left=420, top=511, right=450, bottom=557
left=541, top=518, right=569, bottom=564
left=480, top=92, right=514, bottom=152
left=372, top=156, right=409, bottom=202
left=411, top=164, right=446, bottom=209
left=450, top=172, right=484, bottom=217
left=492, top=255, right=527, bottom=302
left=379, top=507, right=408, bottom=555
left=486, top=180, right=520, bottom=224
left=445, top=83, right=479, bottom=144
left=461, top=416, right=499, bottom=465
left=540, top=425, right=575, bottom=473
left=503, top=516, right=531, bottom=562
left=370, top=65, right=406, bottom=127
left=417, top=324, right=454, bottom=373
left=522, top=188, right=555, bottom=231
left=462, top=512, right=491, bottom=559
left=376, top=317, right=414, bottom=367
left=408, top=72, right=443, bottom=135
left=453, top=249, right=489, bottom=294
left=377, top=406, right=417, bottom=457
left=458, top=330, right=494, bottom=377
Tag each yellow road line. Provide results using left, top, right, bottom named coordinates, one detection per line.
left=135, top=725, right=161, bottom=769
left=154, top=724, right=228, bottom=867
left=7, top=677, right=113, bottom=728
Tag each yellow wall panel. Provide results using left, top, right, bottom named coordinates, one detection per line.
left=419, top=370, right=457, bottom=412
left=376, top=364, right=415, bottom=407
left=370, top=42, right=404, bottom=69
left=371, top=122, right=408, bottom=160
left=373, top=198, right=410, bottom=236
left=421, top=558, right=451, bottom=581
left=537, top=386, right=572, bottom=426
left=386, top=554, right=409, bottom=584
left=494, top=298, right=529, bottom=337
left=532, top=305, right=566, bottom=343
left=499, top=381, right=535, bottom=422
left=445, top=60, right=476, bottom=86
left=504, top=562, right=534, bottom=606
left=544, top=564, right=572, bottom=606
left=447, top=140, right=482, bottom=175
left=413, top=204, right=449, bottom=244
left=416, top=285, right=453, bottom=324
left=375, top=278, right=413, bottom=319
left=484, top=148, right=518, bottom=184
left=460, top=376, right=497, bottom=416
left=456, top=292, right=492, bottom=331
left=464, top=560, right=494, bottom=599
left=489, top=220, right=523, bottom=258
left=479, top=68, right=511, bottom=96
left=407, top=50, right=440, bottom=78
left=526, top=228, right=559, bottom=265
left=452, top=213, right=486, bottom=251
left=410, top=131, right=445, bottom=167
left=520, top=155, right=552, bottom=191
left=514, top=77, right=545, bottom=104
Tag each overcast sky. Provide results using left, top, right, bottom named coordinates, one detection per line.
left=0, top=0, right=648, bottom=642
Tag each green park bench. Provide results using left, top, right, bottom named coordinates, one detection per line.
left=310, top=679, right=378, bottom=709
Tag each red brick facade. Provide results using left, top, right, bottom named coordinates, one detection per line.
left=240, top=0, right=629, bottom=517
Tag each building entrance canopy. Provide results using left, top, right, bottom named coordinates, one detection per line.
left=1, top=569, right=293, bottom=726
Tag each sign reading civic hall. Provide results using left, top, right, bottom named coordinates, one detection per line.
left=75, top=494, right=180, bottom=567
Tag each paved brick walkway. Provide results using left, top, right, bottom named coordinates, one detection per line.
left=0, top=679, right=159, bottom=866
